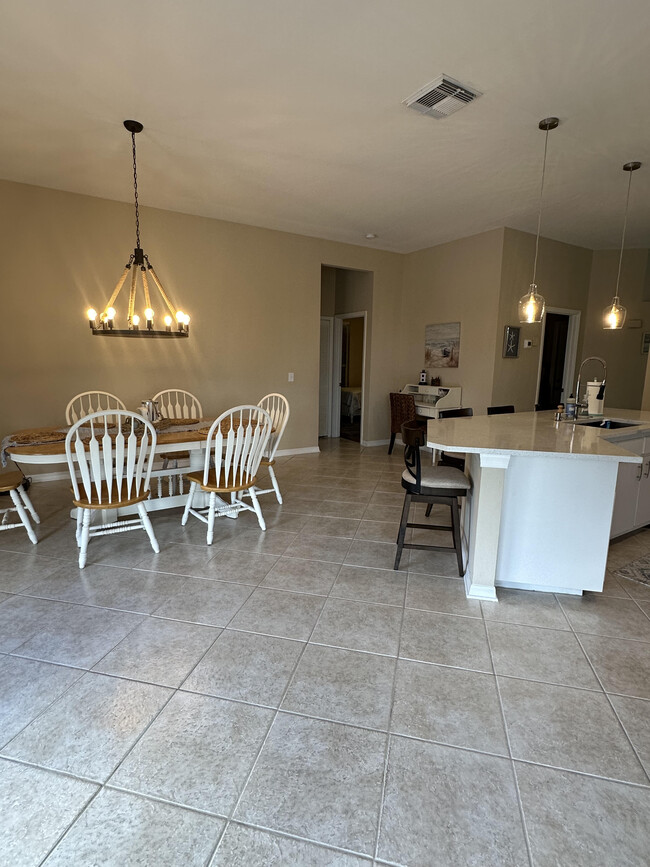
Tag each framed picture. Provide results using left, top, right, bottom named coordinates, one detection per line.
left=424, top=322, right=460, bottom=368
left=642, top=332, right=650, bottom=354
left=503, top=325, right=520, bottom=358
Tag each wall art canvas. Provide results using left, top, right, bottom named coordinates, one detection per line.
left=425, top=322, right=460, bottom=368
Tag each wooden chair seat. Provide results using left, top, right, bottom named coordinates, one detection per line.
left=72, top=481, right=151, bottom=510
left=186, top=468, right=257, bottom=494
left=0, top=471, right=26, bottom=493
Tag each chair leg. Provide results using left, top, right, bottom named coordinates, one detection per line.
left=207, top=492, right=217, bottom=544
left=17, top=484, right=40, bottom=524
left=9, top=489, right=37, bottom=545
left=388, top=433, right=396, bottom=455
left=182, top=482, right=197, bottom=525
left=450, top=497, right=465, bottom=576
left=268, top=465, right=282, bottom=504
left=138, top=502, right=160, bottom=554
left=425, top=502, right=433, bottom=518
left=394, top=492, right=411, bottom=570
left=79, top=509, right=91, bottom=568
left=248, top=487, right=266, bottom=531
left=75, top=507, right=83, bottom=546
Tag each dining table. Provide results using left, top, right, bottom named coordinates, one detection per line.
left=3, top=418, right=228, bottom=517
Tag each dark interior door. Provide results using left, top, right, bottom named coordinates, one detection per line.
left=538, top=313, right=569, bottom=410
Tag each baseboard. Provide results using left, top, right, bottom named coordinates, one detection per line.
left=362, top=439, right=391, bottom=448
left=276, top=446, right=320, bottom=457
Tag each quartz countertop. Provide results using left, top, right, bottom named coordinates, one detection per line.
left=426, top=408, right=649, bottom=462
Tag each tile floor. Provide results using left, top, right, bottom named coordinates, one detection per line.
left=1, top=438, right=650, bottom=865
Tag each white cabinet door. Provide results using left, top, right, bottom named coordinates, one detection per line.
left=611, top=460, right=642, bottom=537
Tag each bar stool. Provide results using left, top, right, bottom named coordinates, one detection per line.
left=0, top=472, right=40, bottom=544
left=394, top=422, right=471, bottom=574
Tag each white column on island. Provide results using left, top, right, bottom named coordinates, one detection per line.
left=465, top=453, right=510, bottom=601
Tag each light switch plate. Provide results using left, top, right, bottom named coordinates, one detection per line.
left=523, top=339, right=533, bottom=348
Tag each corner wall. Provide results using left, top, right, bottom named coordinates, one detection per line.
left=491, top=228, right=593, bottom=409
left=400, top=229, right=505, bottom=414
left=582, top=249, right=650, bottom=409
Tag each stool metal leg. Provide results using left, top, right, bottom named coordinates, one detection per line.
left=394, top=493, right=411, bottom=569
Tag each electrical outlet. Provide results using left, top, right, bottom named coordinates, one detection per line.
left=288, top=372, right=294, bottom=382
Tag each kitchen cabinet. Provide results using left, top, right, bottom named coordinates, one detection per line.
left=610, top=436, right=649, bottom=538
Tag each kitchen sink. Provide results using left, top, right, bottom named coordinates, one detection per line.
left=577, top=419, right=641, bottom=429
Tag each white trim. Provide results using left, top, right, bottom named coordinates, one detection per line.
left=319, top=316, right=334, bottom=437
left=479, top=453, right=511, bottom=469
left=331, top=310, right=367, bottom=441
left=362, top=438, right=392, bottom=447
left=276, top=446, right=320, bottom=456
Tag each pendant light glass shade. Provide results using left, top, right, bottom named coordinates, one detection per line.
left=518, top=117, right=558, bottom=324
left=602, top=161, right=641, bottom=330
left=518, top=284, right=546, bottom=324
left=603, top=297, right=627, bottom=330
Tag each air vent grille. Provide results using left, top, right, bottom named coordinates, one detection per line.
left=404, top=75, right=481, bottom=119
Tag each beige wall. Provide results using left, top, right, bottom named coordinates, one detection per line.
left=400, top=229, right=504, bottom=414
left=491, top=228, right=593, bottom=410
left=582, top=249, right=650, bottom=409
left=0, top=179, right=403, bottom=451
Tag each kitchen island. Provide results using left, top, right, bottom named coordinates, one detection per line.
left=427, top=409, right=648, bottom=600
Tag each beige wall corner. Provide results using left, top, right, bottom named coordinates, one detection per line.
left=582, top=249, right=650, bottom=410
left=492, top=228, right=592, bottom=410
left=400, top=228, right=505, bottom=415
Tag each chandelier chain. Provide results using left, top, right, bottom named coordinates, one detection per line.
left=614, top=168, right=635, bottom=299
left=531, top=127, right=550, bottom=287
left=131, top=131, right=141, bottom=250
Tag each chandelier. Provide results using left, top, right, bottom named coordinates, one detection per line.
left=86, top=120, right=190, bottom=338
left=518, top=117, right=559, bottom=324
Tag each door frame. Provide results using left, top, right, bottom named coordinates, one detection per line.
left=330, top=311, right=367, bottom=440
left=535, top=307, right=581, bottom=407
left=319, top=316, right=334, bottom=437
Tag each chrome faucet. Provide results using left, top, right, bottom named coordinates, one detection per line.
left=575, top=357, right=607, bottom=417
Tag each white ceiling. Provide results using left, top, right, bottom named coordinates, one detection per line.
left=1, top=0, right=649, bottom=253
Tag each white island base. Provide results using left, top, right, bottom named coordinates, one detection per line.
left=427, top=410, right=642, bottom=601
left=465, top=451, right=619, bottom=599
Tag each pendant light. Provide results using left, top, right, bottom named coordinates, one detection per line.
left=603, top=161, right=641, bottom=330
left=518, top=117, right=559, bottom=324
left=86, top=120, right=190, bottom=338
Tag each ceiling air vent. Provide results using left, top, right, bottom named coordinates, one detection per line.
left=403, top=75, right=481, bottom=119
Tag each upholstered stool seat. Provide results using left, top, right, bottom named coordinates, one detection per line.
left=394, top=423, right=471, bottom=574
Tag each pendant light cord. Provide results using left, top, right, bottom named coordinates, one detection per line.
left=531, top=127, right=550, bottom=287
left=614, top=168, right=634, bottom=299
left=131, top=131, right=141, bottom=249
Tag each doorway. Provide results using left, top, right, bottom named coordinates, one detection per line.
left=319, top=266, right=372, bottom=442
left=536, top=307, right=581, bottom=410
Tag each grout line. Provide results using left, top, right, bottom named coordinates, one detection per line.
left=372, top=569, right=407, bottom=862
left=483, top=604, right=535, bottom=867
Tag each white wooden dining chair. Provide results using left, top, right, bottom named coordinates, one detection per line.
left=152, top=389, right=204, bottom=474
left=65, top=391, right=126, bottom=424
left=65, top=410, right=160, bottom=568
left=182, top=404, right=272, bottom=542
left=0, top=472, right=40, bottom=544
left=253, top=393, right=290, bottom=503
left=152, top=389, right=203, bottom=420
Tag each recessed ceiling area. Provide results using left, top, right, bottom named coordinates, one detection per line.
left=1, top=0, right=649, bottom=254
